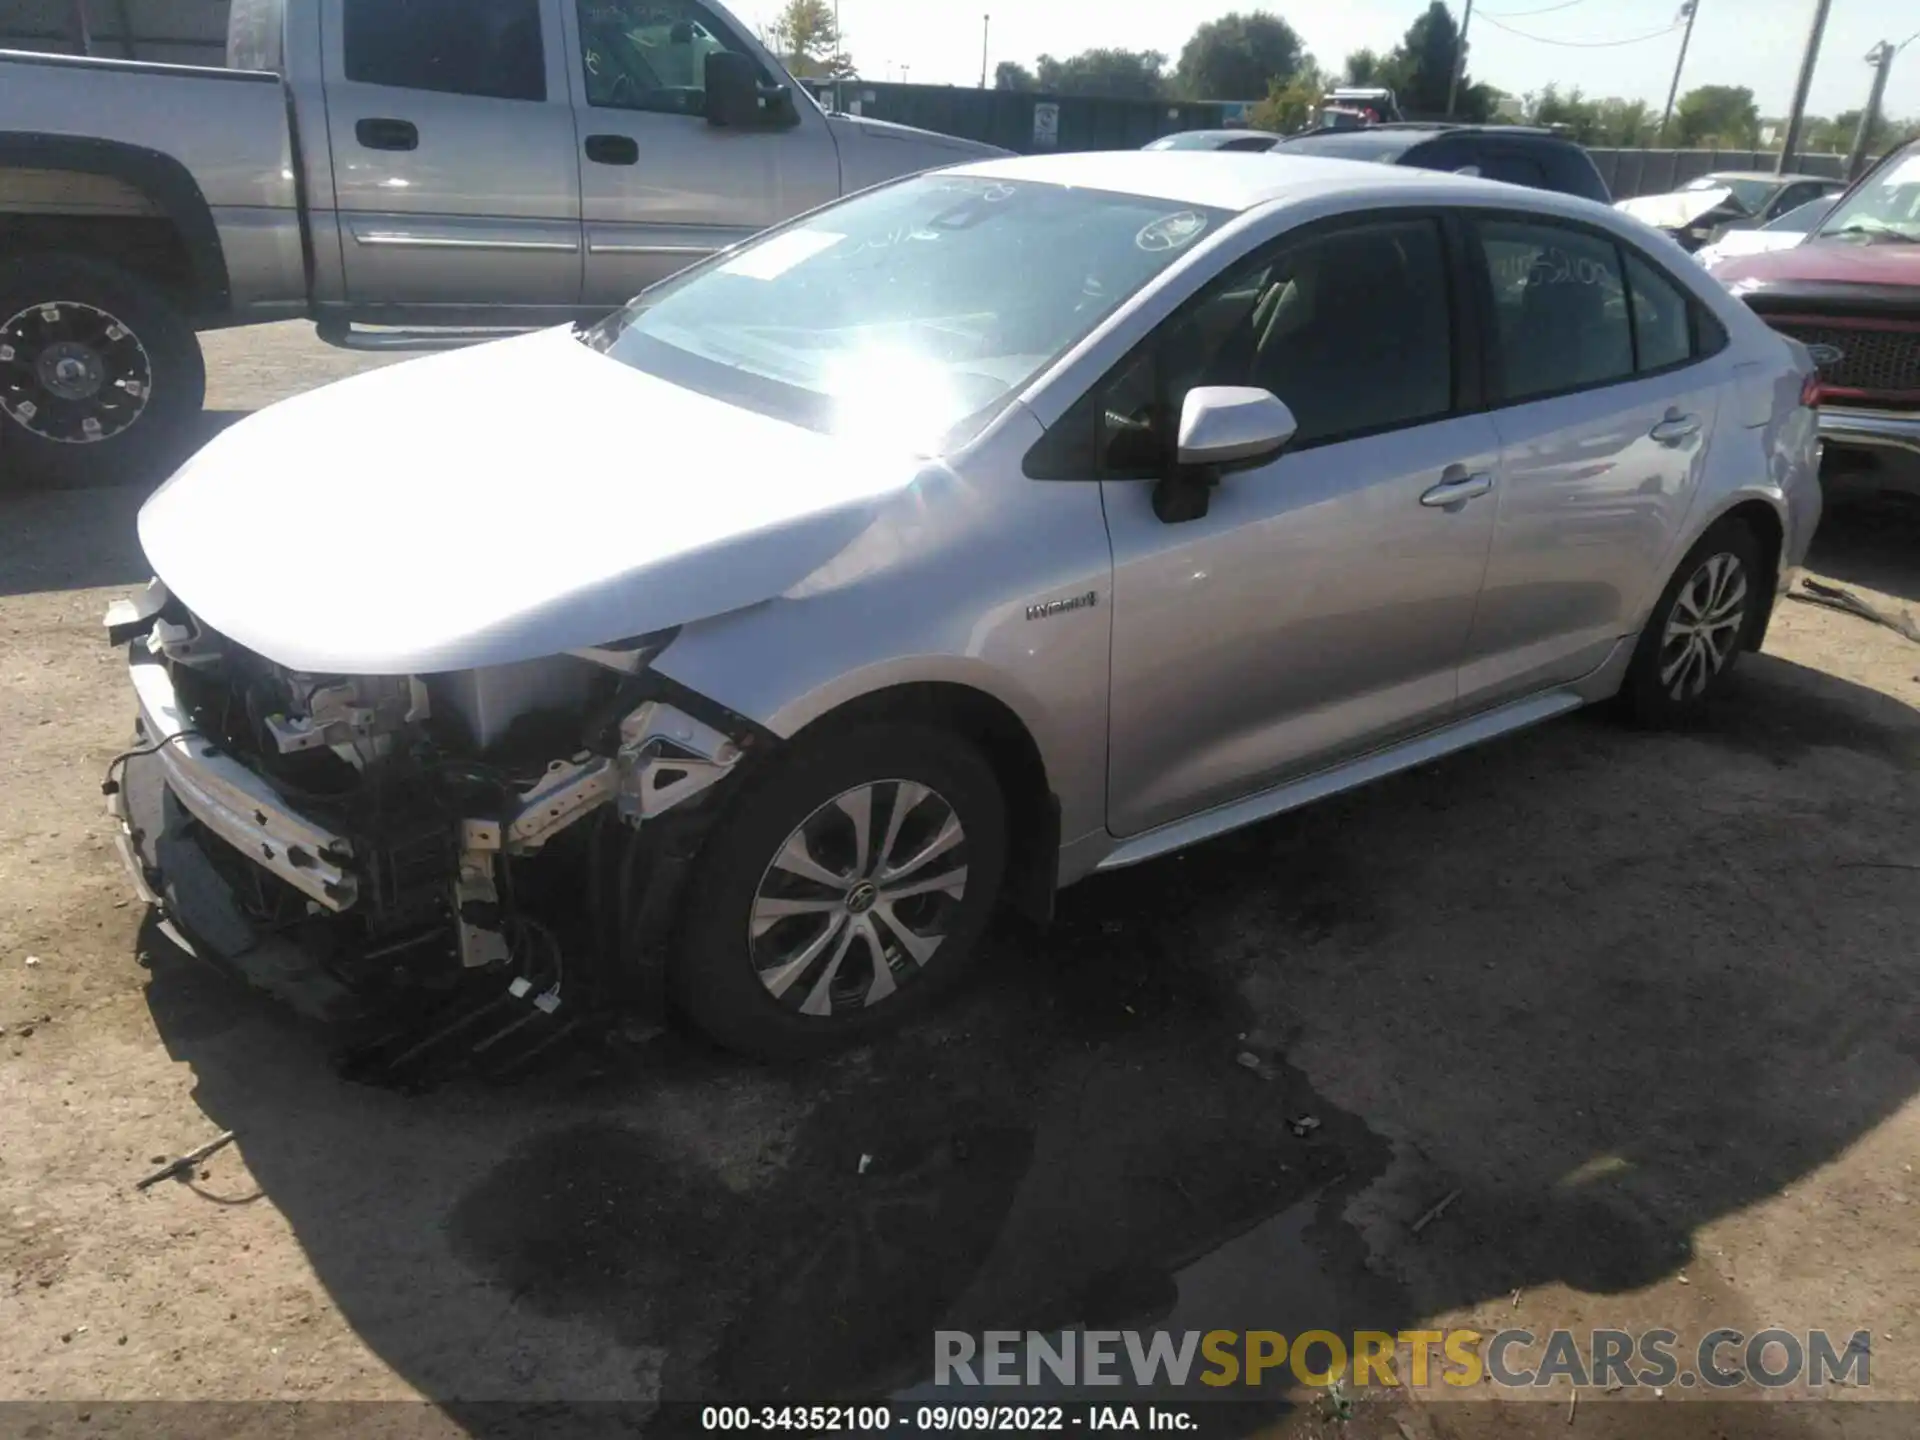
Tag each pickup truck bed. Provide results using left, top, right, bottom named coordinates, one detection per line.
left=0, top=0, right=1000, bottom=487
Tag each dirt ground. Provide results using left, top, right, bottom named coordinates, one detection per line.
left=2, top=323, right=1919, bottom=1440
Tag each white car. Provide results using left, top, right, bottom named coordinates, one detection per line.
left=106, top=153, right=1824, bottom=1058
left=1696, top=196, right=1837, bottom=273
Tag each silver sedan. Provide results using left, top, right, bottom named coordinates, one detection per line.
left=113, top=152, right=1823, bottom=1058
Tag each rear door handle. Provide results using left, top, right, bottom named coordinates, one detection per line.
left=584, top=133, right=639, bottom=165
left=355, top=117, right=419, bottom=152
left=1420, top=470, right=1495, bottom=508
left=1650, top=411, right=1701, bottom=446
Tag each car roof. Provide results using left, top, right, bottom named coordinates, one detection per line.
left=1147, top=129, right=1275, bottom=148
left=1704, top=170, right=1834, bottom=184
left=954, top=150, right=1540, bottom=214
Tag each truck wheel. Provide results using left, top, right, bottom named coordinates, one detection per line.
left=0, top=256, right=206, bottom=489
left=670, top=723, right=1008, bottom=1059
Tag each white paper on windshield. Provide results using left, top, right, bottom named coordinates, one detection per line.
left=1882, top=158, right=1920, bottom=188
left=721, top=230, right=844, bottom=280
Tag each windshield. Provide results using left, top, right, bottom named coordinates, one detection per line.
left=1762, top=196, right=1833, bottom=233
left=1686, top=175, right=1772, bottom=214
left=580, top=175, right=1229, bottom=452
left=1815, top=144, right=1920, bottom=243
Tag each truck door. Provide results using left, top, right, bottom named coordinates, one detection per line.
left=561, top=0, right=842, bottom=309
left=322, top=0, right=583, bottom=313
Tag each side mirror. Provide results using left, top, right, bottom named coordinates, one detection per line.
left=1177, top=386, right=1297, bottom=468
left=1153, top=387, right=1298, bottom=525
left=706, top=50, right=795, bottom=129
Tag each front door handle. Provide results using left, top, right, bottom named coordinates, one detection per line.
left=584, top=133, right=640, bottom=165
left=1650, top=410, right=1701, bottom=446
left=1420, top=469, right=1495, bottom=508
left=355, top=117, right=419, bottom=152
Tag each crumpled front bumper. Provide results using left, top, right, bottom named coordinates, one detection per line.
left=113, top=652, right=359, bottom=913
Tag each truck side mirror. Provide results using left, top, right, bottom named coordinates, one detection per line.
left=706, top=51, right=797, bottom=130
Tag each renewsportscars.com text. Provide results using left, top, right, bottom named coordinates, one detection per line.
left=934, top=1327, right=1873, bottom=1391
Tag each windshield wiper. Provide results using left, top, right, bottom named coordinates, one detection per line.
left=1826, top=223, right=1920, bottom=244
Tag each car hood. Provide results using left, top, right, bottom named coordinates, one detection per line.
left=1615, top=187, right=1736, bottom=230
left=137, top=328, right=920, bottom=676
left=1709, top=237, right=1920, bottom=292
left=1699, top=229, right=1803, bottom=272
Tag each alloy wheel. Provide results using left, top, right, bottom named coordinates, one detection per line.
left=0, top=300, right=153, bottom=444
left=748, top=780, right=969, bottom=1017
left=1659, top=552, right=1749, bottom=702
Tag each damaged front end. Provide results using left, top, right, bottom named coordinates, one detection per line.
left=103, top=579, right=764, bottom=1045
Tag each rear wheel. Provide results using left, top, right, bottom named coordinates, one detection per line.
left=1619, top=517, right=1768, bottom=725
left=670, top=723, right=1007, bottom=1059
left=0, top=255, right=205, bottom=489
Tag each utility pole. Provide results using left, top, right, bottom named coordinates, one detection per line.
left=1848, top=40, right=1898, bottom=179
left=980, top=14, right=990, bottom=88
left=1659, top=1, right=1700, bottom=144
left=1445, top=0, right=1475, bottom=118
left=66, top=0, right=93, bottom=55
left=1776, top=0, right=1834, bottom=174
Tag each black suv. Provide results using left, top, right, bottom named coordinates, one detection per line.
left=1275, top=123, right=1612, bottom=205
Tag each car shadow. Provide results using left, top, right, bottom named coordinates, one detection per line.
left=1808, top=493, right=1920, bottom=605
left=0, top=412, right=251, bottom=597
left=137, top=645, right=1920, bottom=1433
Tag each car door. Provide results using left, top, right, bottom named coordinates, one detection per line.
left=323, top=0, right=583, bottom=311
left=1458, top=214, right=1726, bottom=711
left=561, top=0, right=843, bottom=308
left=1089, top=214, right=1505, bottom=837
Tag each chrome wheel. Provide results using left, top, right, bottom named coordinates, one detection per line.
left=749, top=780, right=969, bottom=1017
left=1659, top=551, right=1748, bottom=702
left=0, top=300, right=153, bottom=444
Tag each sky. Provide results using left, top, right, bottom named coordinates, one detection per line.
left=741, top=0, right=1919, bottom=124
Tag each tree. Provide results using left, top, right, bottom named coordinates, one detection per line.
left=1174, top=12, right=1304, bottom=101
left=1673, top=85, right=1761, bottom=148
left=1247, top=59, right=1331, bottom=133
left=994, top=60, right=1036, bottom=91
left=1387, top=2, right=1475, bottom=119
left=767, top=0, right=852, bottom=80
left=1342, top=48, right=1385, bottom=86
left=1033, top=48, right=1168, bottom=99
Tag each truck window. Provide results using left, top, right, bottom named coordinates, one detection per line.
left=577, top=0, right=757, bottom=116
left=343, top=0, right=546, bottom=102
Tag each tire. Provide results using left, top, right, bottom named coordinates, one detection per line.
left=1618, top=516, right=1768, bottom=726
left=0, top=255, right=207, bottom=489
left=670, top=722, right=1008, bottom=1059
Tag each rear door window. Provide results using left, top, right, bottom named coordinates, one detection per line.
left=343, top=0, right=546, bottom=101
left=1475, top=219, right=1632, bottom=403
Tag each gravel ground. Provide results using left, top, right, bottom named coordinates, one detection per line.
left=2, top=323, right=1918, bottom=1440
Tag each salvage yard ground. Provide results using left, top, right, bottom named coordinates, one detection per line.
left=2, top=324, right=1919, bottom=1439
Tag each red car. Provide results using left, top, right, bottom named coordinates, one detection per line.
left=1711, top=138, right=1920, bottom=500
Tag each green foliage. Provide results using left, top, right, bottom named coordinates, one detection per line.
left=1033, top=48, right=1168, bottom=100
left=768, top=0, right=851, bottom=79
left=1174, top=12, right=1305, bottom=101
left=1247, top=59, right=1331, bottom=133
left=1673, top=85, right=1761, bottom=148
left=993, top=60, right=1035, bottom=92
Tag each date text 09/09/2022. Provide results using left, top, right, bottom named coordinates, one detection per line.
left=700, top=1405, right=1196, bottom=1432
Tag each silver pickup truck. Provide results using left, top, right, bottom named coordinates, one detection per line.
left=0, top=0, right=1001, bottom=485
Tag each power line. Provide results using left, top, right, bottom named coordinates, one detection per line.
left=1480, top=0, right=1590, bottom=19
left=1477, top=13, right=1683, bottom=47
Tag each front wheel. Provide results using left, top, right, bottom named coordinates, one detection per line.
left=0, top=255, right=206, bottom=489
left=670, top=723, right=1008, bottom=1059
left=1618, top=517, right=1768, bottom=725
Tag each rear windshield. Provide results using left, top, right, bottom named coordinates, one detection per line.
left=1275, top=131, right=1419, bottom=163
left=580, top=175, right=1231, bottom=453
